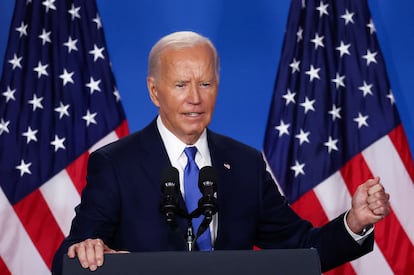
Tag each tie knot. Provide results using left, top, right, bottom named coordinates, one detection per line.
left=184, top=146, right=197, bottom=162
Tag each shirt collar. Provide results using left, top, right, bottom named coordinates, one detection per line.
left=156, top=116, right=210, bottom=165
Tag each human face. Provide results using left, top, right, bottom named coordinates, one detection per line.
left=147, top=44, right=219, bottom=145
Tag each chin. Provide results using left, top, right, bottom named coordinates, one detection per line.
left=184, top=125, right=205, bottom=136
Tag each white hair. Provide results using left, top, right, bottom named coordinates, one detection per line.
left=147, top=31, right=220, bottom=79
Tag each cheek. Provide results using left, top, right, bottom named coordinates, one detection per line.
left=160, top=94, right=183, bottom=112
left=204, top=94, right=217, bottom=110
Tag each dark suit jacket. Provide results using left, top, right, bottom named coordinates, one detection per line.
left=52, top=119, right=373, bottom=274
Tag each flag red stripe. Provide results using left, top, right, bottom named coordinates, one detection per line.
left=115, top=120, right=129, bottom=138
left=340, top=151, right=414, bottom=274
left=388, top=125, right=414, bottom=183
left=324, top=263, right=357, bottom=275
left=291, top=190, right=328, bottom=226
left=66, top=120, right=129, bottom=196
left=340, top=153, right=371, bottom=194
left=0, top=257, right=11, bottom=275
left=66, top=152, right=89, bottom=195
left=13, top=190, right=64, bottom=269
left=374, top=210, right=414, bottom=274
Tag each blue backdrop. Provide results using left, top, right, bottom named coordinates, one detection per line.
left=1, top=0, right=413, bottom=153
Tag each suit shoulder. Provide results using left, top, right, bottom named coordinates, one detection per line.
left=208, top=130, right=261, bottom=157
left=91, top=131, right=141, bottom=157
left=92, top=120, right=159, bottom=158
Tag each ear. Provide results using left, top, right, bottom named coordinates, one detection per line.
left=147, top=76, right=160, bottom=107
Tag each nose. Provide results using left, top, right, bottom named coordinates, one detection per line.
left=188, top=83, right=201, bottom=104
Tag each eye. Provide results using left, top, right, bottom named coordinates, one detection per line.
left=200, top=82, right=211, bottom=87
left=175, top=82, right=186, bottom=88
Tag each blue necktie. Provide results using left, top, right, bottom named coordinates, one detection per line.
left=184, top=147, right=212, bottom=251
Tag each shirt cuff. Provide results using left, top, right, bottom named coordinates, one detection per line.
left=343, top=210, right=374, bottom=245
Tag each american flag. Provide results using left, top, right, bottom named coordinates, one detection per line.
left=263, top=0, right=414, bottom=274
left=0, top=0, right=128, bottom=274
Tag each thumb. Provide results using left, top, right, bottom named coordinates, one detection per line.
left=103, top=245, right=116, bottom=253
left=363, top=176, right=380, bottom=189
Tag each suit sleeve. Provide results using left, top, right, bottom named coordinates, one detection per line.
left=51, top=150, right=121, bottom=275
left=255, top=158, right=373, bottom=272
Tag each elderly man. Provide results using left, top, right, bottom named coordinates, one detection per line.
left=52, top=31, right=390, bottom=274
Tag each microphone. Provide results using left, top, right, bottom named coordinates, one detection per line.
left=195, top=166, right=218, bottom=239
left=160, top=166, right=180, bottom=228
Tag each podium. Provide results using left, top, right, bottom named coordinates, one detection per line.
left=62, top=249, right=321, bottom=275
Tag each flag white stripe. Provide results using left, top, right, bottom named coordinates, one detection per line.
left=314, top=171, right=349, bottom=218
left=42, top=130, right=123, bottom=237
left=0, top=130, right=124, bottom=275
left=40, top=170, right=81, bottom=236
left=350, top=243, right=394, bottom=275
left=89, top=131, right=119, bottom=153
left=362, top=134, right=414, bottom=244
left=263, top=153, right=285, bottom=196
left=0, top=189, right=50, bottom=275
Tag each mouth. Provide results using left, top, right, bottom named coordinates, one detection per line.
left=184, top=112, right=202, bottom=117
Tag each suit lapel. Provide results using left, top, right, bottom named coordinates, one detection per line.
left=139, top=119, right=190, bottom=235
left=207, top=129, right=233, bottom=192
left=207, top=130, right=234, bottom=247
left=139, top=119, right=171, bottom=187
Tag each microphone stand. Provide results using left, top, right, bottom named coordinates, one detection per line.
left=187, top=203, right=216, bottom=250
left=186, top=220, right=194, bottom=251
left=166, top=195, right=217, bottom=252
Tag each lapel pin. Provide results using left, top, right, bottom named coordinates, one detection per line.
left=224, top=163, right=231, bottom=170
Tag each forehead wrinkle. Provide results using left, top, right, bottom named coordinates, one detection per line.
left=156, top=44, right=217, bottom=83
left=165, top=58, right=215, bottom=82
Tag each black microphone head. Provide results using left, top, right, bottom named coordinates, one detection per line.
left=160, top=166, right=180, bottom=227
left=160, top=166, right=179, bottom=195
left=198, top=166, right=217, bottom=195
left=196, top=166, right=218, bottom=234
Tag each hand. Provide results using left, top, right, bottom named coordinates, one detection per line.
left=346, top=177, right=390, bottom=234
left=67, top=238, right=128, bottom=271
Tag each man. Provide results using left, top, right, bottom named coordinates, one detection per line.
left=52, top=31, right=390, bottom=274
